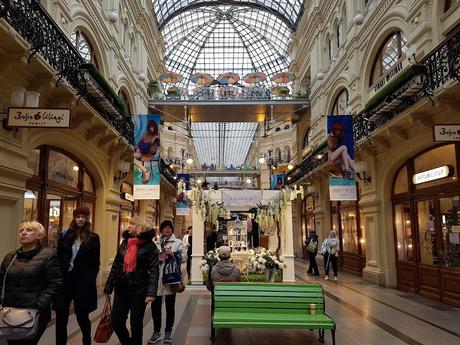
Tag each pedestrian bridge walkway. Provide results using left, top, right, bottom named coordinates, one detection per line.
left=32, top=259, right=460, bottom=345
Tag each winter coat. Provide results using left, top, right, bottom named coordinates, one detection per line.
left=0, top=244, right=62, bottom=320
left=320, top=237, right=340, bottom=257
left=305, top=233, right=319, bottom=254
left=104, top=229, right=159, bottom=297
left=154, top=234, right=185, bottom=296
left=206, top=260, right=241, bottom=291
left=56, top=230, right=100, bottom=314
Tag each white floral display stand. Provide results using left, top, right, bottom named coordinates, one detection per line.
left=189, top=188, right=303, bottom=285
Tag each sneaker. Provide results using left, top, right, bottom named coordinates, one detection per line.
left=164, top=331, right=172, bottom=343
left=334, top=276, right=338, bottom=281
left=148, top=332, right=162, bottom=344
left=324, top=276, right=329, bottom=280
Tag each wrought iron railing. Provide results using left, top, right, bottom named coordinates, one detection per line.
left=159, top=159, right=177, bottom=188
left=288, top=26, right=460, bottom=185
left=0, top=0, right=133, bottom=143
left=150, top=83, right=311, bottom=102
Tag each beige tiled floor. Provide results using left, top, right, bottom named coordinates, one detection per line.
left=32, top=259, right=460, bottom=345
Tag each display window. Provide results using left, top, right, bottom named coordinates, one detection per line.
left=301, top=195, right=316, bottom=258
left=118, top=183, right=139, bottom=244
left=24, top=146, right=96, bottom=247
left=392, top=144, right=460, bottom=306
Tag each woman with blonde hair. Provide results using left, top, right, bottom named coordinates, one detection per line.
left=0, top=221, right=62, bottom=345
left=104, top=216, right=159, bottom=345
left=55, top=206, right=100, bottom=345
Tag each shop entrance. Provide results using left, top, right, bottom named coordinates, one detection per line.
left=392, top=144, right=460, bottom=306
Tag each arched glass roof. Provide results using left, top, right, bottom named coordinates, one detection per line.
left=152, top=1, right=304, bottom=86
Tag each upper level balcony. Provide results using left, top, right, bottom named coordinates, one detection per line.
left=0, top=0, right=133, bottom=143
left=149, top=83, right=310, bottom=122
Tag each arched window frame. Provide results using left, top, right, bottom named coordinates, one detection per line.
left=331, top=89, right=349, bottom=115
left=118, top=89, right=132, bottom=115
left=71, top=29, right=98, bottom=67
left=369, top=31, right=408, bottom=86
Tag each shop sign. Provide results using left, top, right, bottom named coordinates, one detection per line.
left=8, top=107, right=71, bottom=128
left=123, top=192, right=134, bottom=202
left=412, top=166, right=450, bottom=185
left=222, top=190, right=262, bottom=208
left=433, top=124, right=460, bottom=142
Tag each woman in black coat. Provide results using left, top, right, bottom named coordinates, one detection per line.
left=104, top=216, right=159, bottom=345
left=55, top=206, right=100, bottom=345
left=0, top=221, right=62, bottom=345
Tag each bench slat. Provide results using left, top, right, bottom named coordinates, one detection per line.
left=214, top=302, right=324, bottom=311
left=215, top=291, right=322, bottom=298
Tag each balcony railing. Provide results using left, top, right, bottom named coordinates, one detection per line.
left=0, top=0, right=133, bottom=143
left=159, top=159, right=177, bottom=187
left=288, top=26, right=460, bottom=185
left=151, top=84, right=311, bottom=102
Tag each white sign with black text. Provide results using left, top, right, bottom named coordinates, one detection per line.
left=8, top=107, right=71, bottom=128
left=412, top=166, right=450, bottom=185
left=433, top=124, right=460, bottom=142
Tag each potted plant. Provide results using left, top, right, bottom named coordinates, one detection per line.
left=147, top=80, right=161, bottom=99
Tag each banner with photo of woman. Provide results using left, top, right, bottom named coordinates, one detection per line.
left=133, top=114, right=160, bottom=199
left=327, top=115, right=357, bottom=201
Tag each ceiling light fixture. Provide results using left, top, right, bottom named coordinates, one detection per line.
left=73, top=165, right=79, bottom=171
left=258, top=157, right=266, bottom=164
left=288, top=164, right=294, bottom=170
left=186, top=158, right=194, bottom=165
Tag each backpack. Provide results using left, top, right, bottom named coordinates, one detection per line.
left=307, top=239, right=318, bottom=253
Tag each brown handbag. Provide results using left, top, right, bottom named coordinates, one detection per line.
left=93, top=296, right=113, bottom=343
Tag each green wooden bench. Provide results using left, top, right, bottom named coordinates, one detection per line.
left=212, top=282, right=336, bottom=344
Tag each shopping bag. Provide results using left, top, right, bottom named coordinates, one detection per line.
left=162, top=253, right=182, bottom=285
left=93, top=296, right=113, bottom=343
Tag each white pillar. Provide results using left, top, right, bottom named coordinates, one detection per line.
left=190, top=203, right=204, bottom=285
left=281, top=194, right=296, bottom=283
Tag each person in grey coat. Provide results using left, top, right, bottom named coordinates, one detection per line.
left=206, top=246, right=241, bottom=291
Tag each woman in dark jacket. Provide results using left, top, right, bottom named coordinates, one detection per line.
left=55, top=206, right=100, bottom=345
left=104, top=216, right=159, bottom=345
left=0, top=221, right=62, bottom=345
left=305, top=230, right=320, bottom=276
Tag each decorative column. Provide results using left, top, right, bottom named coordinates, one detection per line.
left=190, top=202, right=204, bottom=285
left=281, top=190, right=296, bottom=283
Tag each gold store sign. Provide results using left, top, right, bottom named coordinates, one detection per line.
left=8, top=107, right=71, bottom=128
left=412, top=166, right=450, bottom=185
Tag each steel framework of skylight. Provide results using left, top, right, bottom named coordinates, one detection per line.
left=191, top=122, right=258, bottom=166
left=152, top=1, right=304, bottom=87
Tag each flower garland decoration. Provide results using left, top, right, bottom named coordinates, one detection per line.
left=190, top=187, right=231, bottom=226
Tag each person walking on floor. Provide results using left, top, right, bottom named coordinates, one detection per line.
left=184, top=226, right=192, bottom=279
left=321, top=230, right=340, bottom=281
left=55, top=206, right=100, bottom=345
left=148, top=220, right=186, bottom=344
left=104, top=216, right=159, bottom=345
left=305, top=229, right=320, bottom=276
left=0, top=221, right=62, bottom=345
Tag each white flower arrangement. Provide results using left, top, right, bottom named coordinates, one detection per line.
left=251, top=248, right=286, bottom=272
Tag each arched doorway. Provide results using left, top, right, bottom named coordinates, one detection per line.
left=301, top=194, right=316, bottom=259
left=24, top=146, right=97, bottom=247
left=392, top=143, right=460, bottom=306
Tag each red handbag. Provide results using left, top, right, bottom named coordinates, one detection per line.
left=93, top=296, right=113, bottom=343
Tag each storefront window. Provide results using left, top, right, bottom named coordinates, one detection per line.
left=394, top=165, right=408, bottom=195
left=360, top=209, right=366, bottom=256
left=48, top=150, right=79, bottom=188
left=414, top=144, right=457, bottom=190
left=439, top=196, right=460, bottom=268
left=23, top=190, right=38, bottom=222
left=394, top=203, right=414, bottom=261
left=84, top=172, right=95, bottom=192
left=341, top=208, right=358, bottom=253
left=306, top=195, right=315, bottom=233
left=417, top=199, right=437, bottom=265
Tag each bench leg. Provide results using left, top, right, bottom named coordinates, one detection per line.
left=331, top=328, right=336, bottom=345
left=318, top=329, right=325, bottom=343
left=211, top=327, right=216, bottom=342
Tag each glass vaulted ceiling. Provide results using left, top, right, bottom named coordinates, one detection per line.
left=152, top=0, right=304, bottom=86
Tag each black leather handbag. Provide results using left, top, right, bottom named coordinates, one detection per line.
left=0, top=255, right=40, bottom=340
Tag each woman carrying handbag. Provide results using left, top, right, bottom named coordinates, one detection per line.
left=104, top=216, right=159, bottom=345
left=0, top=221, right=62, bottom=345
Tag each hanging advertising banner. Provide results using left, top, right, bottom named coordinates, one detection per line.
left=177, top=173, right=191, bottom=190
left=133, top=114, right=160, bottom=199
left=271, top=173, right=285, bottom=190
left=176, top=178, right=190, bottom=216
left=7, top=107, right=71, bottom=128
left=327, top=115, right=357, bottom=201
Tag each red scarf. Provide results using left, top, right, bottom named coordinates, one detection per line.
left=123, top=237, right=146, bottom=273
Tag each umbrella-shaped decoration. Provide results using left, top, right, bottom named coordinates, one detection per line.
left=190, top=72, right=214, bottom=85
left=270, top=72, right=296, bottom=84
left=216, top=72, right=240, bottom=85
left=243, top=72, right=267, bottom=84
left=160, top=71, right=183, bottom=84
left=271, top=86, right=290, bottom=97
